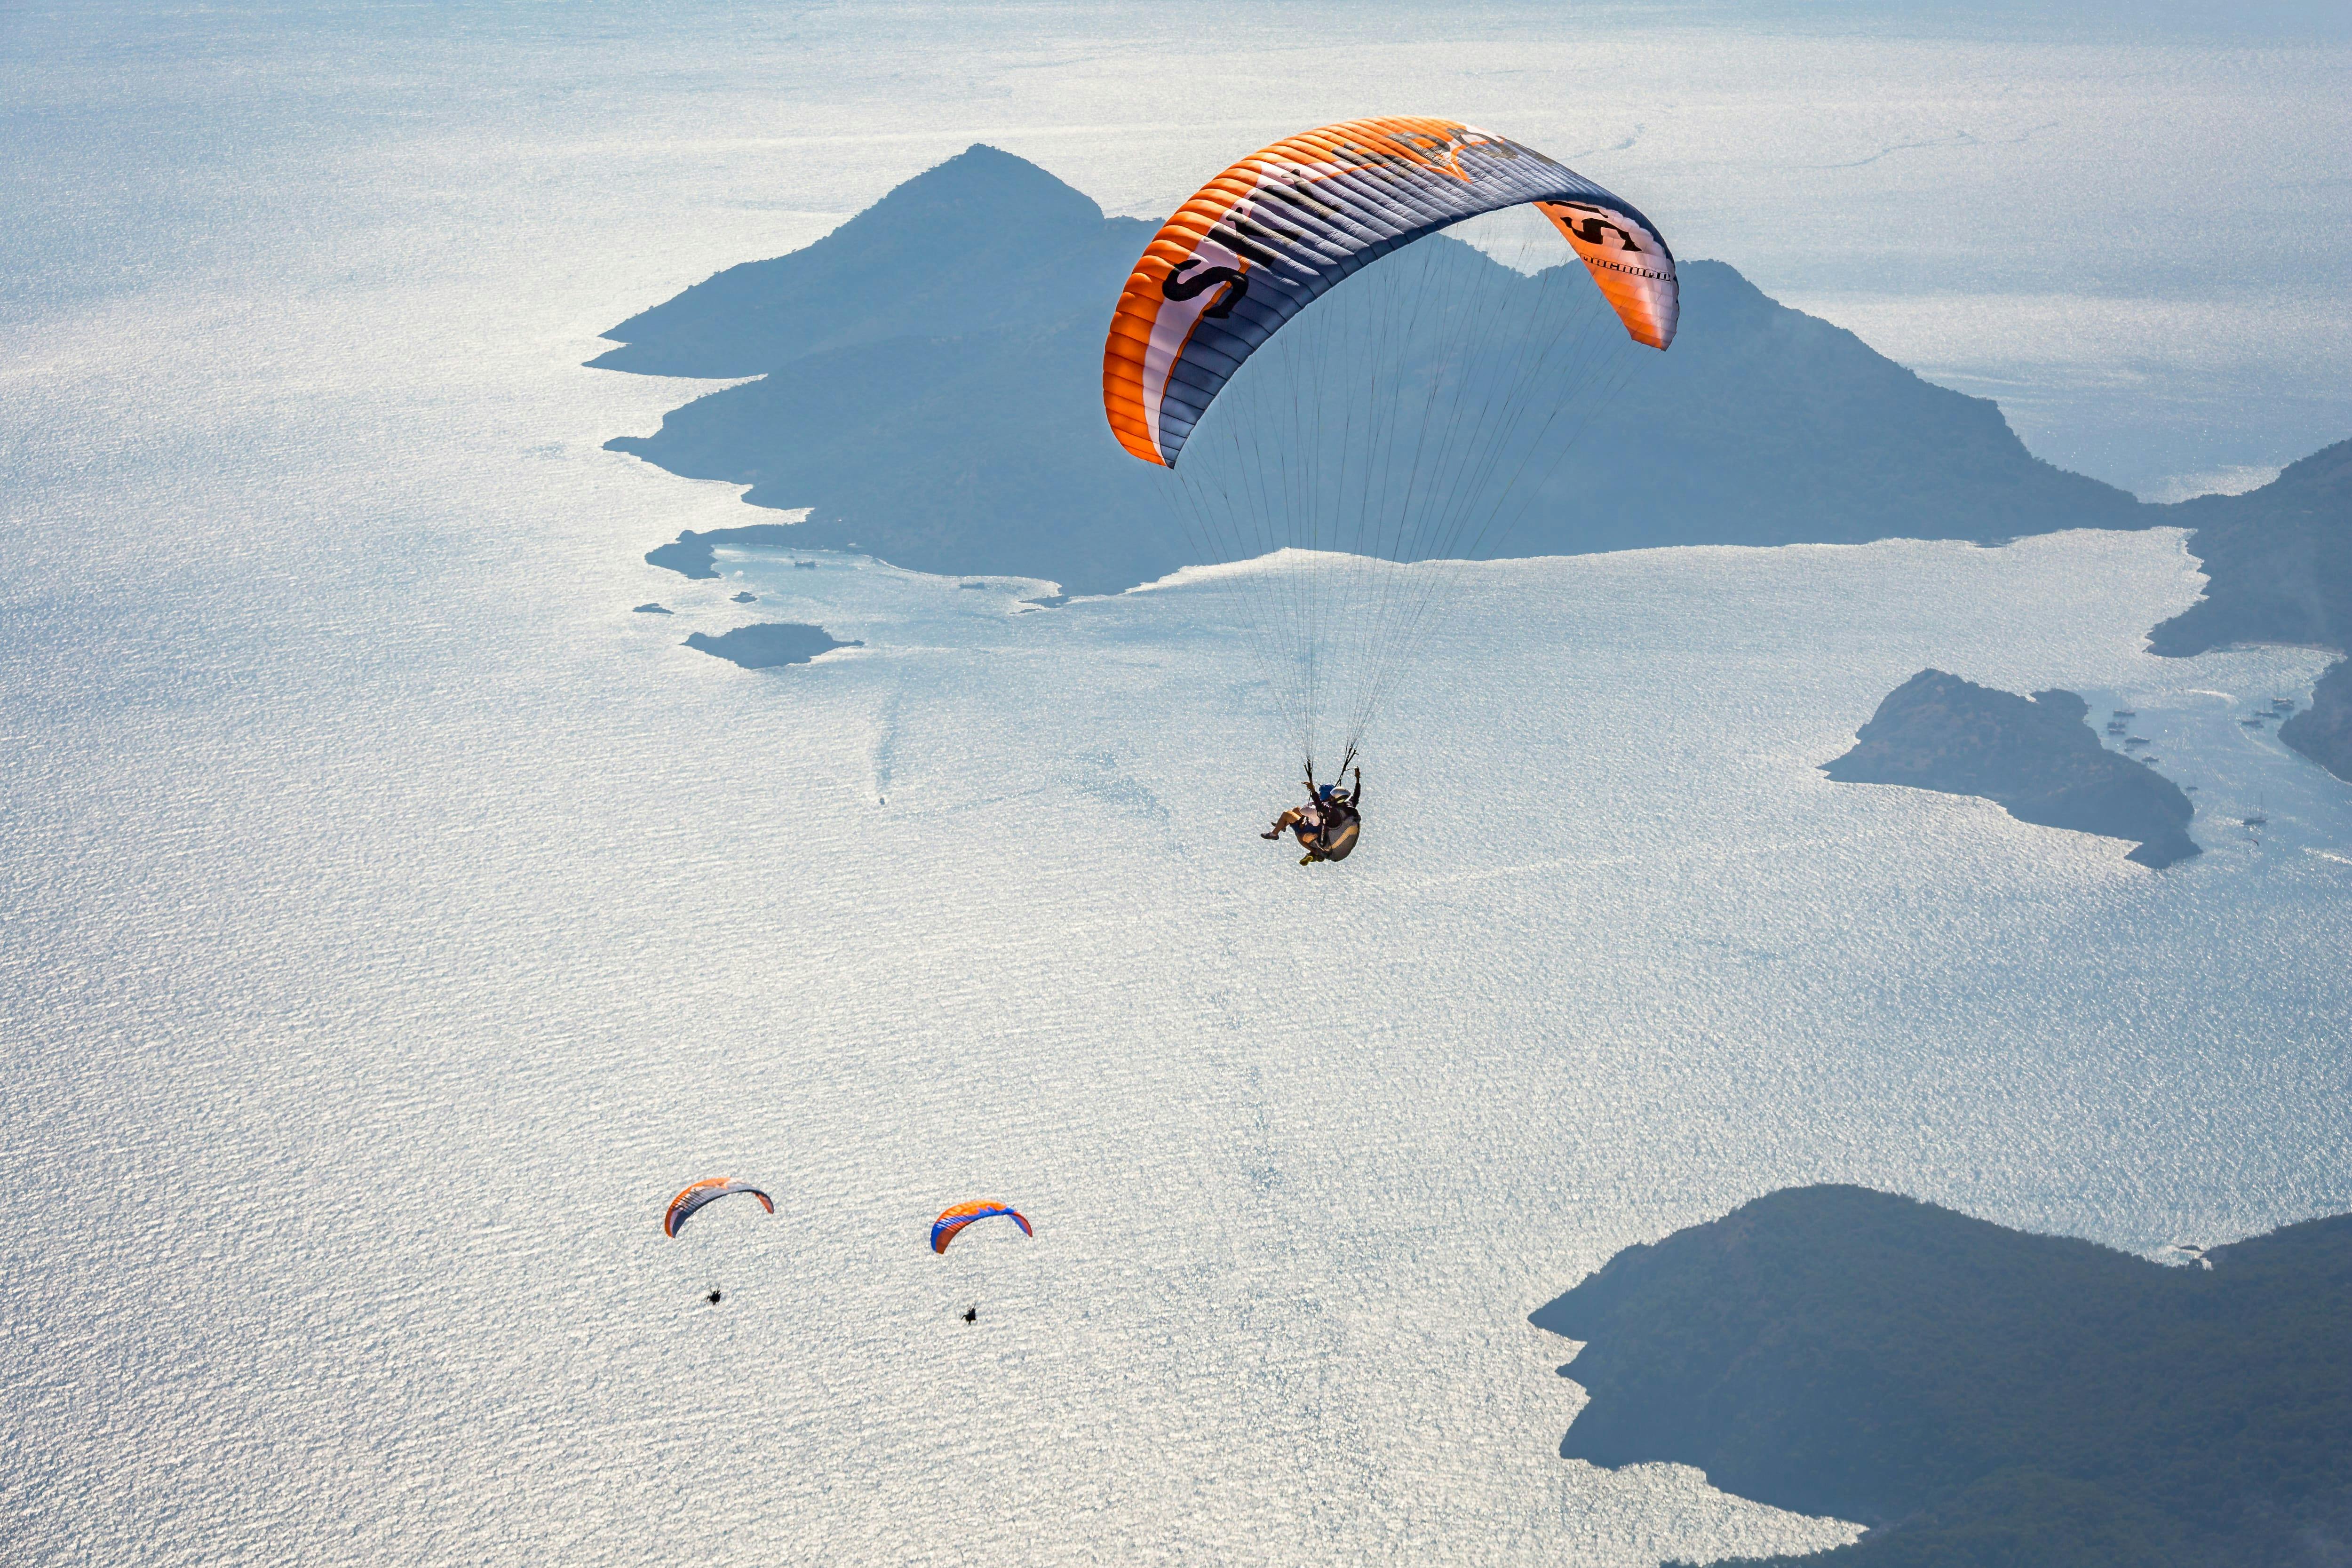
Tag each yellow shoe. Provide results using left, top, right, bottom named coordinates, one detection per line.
left=1299, top=853, right=1317, bottom=866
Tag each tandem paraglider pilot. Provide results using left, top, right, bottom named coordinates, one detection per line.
left=1104, top=119, right=1676, bottom=869
left=1262, top=768, right=1361, bottom=865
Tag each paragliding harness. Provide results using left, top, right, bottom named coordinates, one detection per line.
left=1299, top=753, right=1362, bottom=864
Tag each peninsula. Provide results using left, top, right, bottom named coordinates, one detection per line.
left=645, top=524, right=803, bottom=581
left=1532, top=1185, right=2352, bottom=1566
left=1822, top=670, right=2198, bottom=867
left=2146, top=438, right=2352, bottom=782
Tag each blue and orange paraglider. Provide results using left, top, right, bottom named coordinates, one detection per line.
left=1104, top=116, right=1675, bottom=468
left=1101, top=117, right=1679, bottom=811
left=663, top=1177, right=775, bottom=1238
left=930, top=1201, right=1032, bottom=1255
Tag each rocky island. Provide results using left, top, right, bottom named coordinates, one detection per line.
left=683, top=622, right=858, bottom=669
left=1532, top=1185, right=2351, bottom=1566
left=2146, top=438, right=2352, bottom=782
left=1823, top=670, right=2198, bottom=867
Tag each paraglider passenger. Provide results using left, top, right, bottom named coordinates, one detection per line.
left=1260, top=786, right=1324, bottom=849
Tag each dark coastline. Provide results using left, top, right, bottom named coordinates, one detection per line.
left=2147, top=438, right=2352, bottom=781
left=1532, top=1186, right=2352, bottom=1566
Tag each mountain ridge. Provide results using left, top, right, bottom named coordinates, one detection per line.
left=597, top=145, right=2149, bottom=596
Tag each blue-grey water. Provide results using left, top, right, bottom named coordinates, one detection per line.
left=3, top=4, right=2348, bottom=1562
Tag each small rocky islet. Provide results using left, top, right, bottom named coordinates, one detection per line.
left=683, top=622, right=860, bottom=669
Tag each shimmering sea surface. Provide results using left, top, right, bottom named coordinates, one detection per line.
left=3, top=4, right=2348, bottom=1563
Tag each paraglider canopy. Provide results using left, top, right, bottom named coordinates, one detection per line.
left=1104, top=116, right=1676, bottom=468
left=663, top=1177, right=775, bottom=1238
left=1098, top=118, right=1679, bottom=788
left=931, top=1201, right=1032, bottom=1254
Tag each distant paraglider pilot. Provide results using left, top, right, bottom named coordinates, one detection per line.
left=1261, top=769, right=1361, bottom=864
left=936, top=1204, right=1026, bottom=1329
